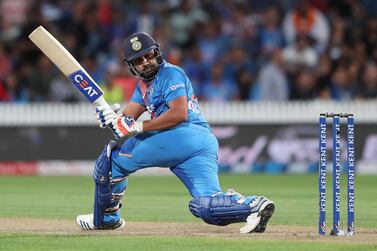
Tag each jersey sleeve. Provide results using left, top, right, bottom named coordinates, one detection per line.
left=160, top=68, right=187, bottom=103
left=130, top=83, right=145, bottom=106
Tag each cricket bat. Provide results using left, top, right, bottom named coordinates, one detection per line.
left=28, top=25, right=109, bottom=108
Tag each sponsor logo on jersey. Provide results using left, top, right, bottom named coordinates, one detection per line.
left=170, top=83, right=185, bottom=91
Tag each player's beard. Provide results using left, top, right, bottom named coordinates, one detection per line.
left=140, top=64, right=159, bottom=82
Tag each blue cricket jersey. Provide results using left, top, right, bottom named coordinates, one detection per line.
left=113, top=62, right=221, bottom=198
left=130, top=61, right=210, bottom=130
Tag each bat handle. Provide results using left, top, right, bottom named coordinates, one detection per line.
left=93, top=96, right=110, bottom=109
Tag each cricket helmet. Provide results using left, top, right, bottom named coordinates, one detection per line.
left=123, top=32, right=163, bottom=82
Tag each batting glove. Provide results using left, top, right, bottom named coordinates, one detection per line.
left=109, top=115, right=143, bottom=140
left=95, top=104, right=121, bottom=129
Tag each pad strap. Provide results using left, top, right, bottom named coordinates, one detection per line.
left=104, top=191, right=125, bottom=214
left=189, top=193, right=252, bottom=226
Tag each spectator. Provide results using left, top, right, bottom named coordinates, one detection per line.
left=169, top=0, right=208, bottom=48
left=257, top=49, right=289, bottom=101
left=223, top=45, right=255, bottom=83
left=12, top=63, right=32, bottom=102
left=0, top=45, right=11, bottom=81
left=235, top=67, right=255, bottom=101
left=220, top=4, right=258, bottom=58
left=0, top=0, right=30, bottom=42
left=125, top=1, right=160, bottom=36
left=181, top=44, right=208, bottom=98
left=202, top=63, right=238, bottom=102
left=0, top=80, right=9, bottom=101
left=0, top=0, right=375, bottom=103
left=348, top=60, right=363, bottom=92
left=49, top=76, right=83, bottom=103
left=109, top=64, right=137, bottom=102
left=315, top=53, right=333, bottom=97
left=196, top=19, right=227, bottom=66
left=358, top=62, right=377, bottom=99
left=81, top=53, right=105, bottom=84
left=327, top=16, right=346, bottom=62
left=6, top=73, right=29, bottom=102
left=364, top=17, right=376, bottom=56
left=282, top=0, right=330, bottom=53
left=97, top=0, right=113, bottom=29
left=282, top=34, right=319, bottom=70
left=330, top=66, right=354, bottom=100
left=290, top=70, right=317, bottom=100
left=258, top=5, right=285, bottom=61
left=101, top=64, right=124, bottom=105
left=29, top=56, right=55, bottom=101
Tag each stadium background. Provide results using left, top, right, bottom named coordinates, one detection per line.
left=0, top=0, right=376, bottom=175
left=0, top=1, right=377, bottom=250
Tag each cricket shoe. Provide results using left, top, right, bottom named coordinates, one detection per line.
left=76, top=214, right=125, bottom=230
left=240, top=196, right=275, bottom=234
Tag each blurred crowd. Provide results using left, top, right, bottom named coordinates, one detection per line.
left=0, top=0, right=376, bottom=103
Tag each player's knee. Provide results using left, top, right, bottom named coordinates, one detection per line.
left=93, top=141, right=118, bottom=182
left=188, top=193, right=251, bottom=226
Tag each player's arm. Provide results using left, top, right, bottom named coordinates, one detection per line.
left=108, top=97, right=186, bottom=139
left=110, top=70, right=188, bottom=139
left=142, top=96, right=187, bottom=132
left=110, top=95, right=187, bottom=139
left=122, top=101, right=146, bottom=121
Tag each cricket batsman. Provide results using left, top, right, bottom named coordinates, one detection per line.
left=76, top=32, right=275, bottom=234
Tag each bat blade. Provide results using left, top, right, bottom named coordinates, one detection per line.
left=28, top=26, right=108, bottom=106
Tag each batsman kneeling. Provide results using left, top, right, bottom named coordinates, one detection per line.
left=76, top=32, right=275, bottom=233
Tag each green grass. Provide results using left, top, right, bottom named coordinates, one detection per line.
left=0, top=174, right=376, bottom=250
left=1, top=234, right=376, bottom=251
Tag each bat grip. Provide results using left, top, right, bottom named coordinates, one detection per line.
left=93, top=96, right=110, bottom=109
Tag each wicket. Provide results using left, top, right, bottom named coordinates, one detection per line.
left=318, top=113, right=355, bottom=236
